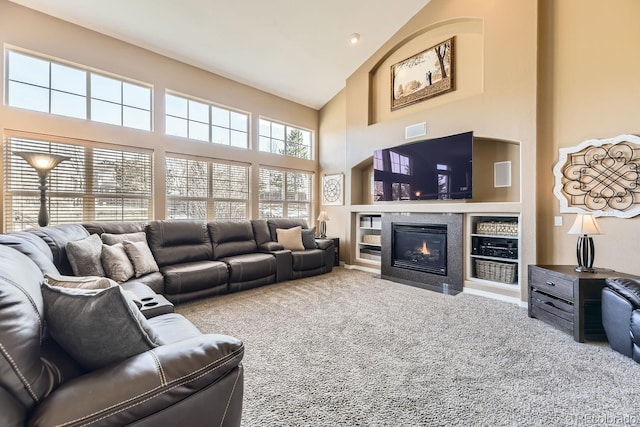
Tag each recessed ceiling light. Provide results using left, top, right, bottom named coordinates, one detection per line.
left=349, top=33, right=360, bottom=45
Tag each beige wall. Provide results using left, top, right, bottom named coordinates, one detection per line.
left=0, top=0, right=319, bottom=230
left=537, top=0, right=640, bottom=275
left=320, top=0, right=538, bottom=296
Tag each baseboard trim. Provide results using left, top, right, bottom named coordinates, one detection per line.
left=463, top=287, right=526, bottom=307
left=343, top=264, right=380, bottom=274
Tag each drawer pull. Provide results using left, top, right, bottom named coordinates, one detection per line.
left=545, top=280, right=555, bottom=286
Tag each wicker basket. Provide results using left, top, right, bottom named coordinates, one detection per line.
left=362, top=234, right=381, bottom=245
left=476, top=221, right=518, bottom=236
left=475, top=259, right=517, bottom=284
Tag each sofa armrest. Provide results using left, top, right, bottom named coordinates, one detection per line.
left=315, top=238, right=334, bottom=250
left=259, top=241, right=284, bottom=251
left=605, top=277, right=640, bottom=307
left=29, top=334, right=244, bottom=427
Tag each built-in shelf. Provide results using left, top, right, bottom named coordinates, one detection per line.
left=356, top=213, right=381, bottom=265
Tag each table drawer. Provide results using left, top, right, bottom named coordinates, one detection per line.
left=530, top=267, right=574, bottom=300
left=531, top=290, right=573, bottom=322
left=531, top=304, right=574, bottom=335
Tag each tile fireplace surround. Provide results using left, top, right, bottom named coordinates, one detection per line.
left=381, top=213, right=463, bottom=294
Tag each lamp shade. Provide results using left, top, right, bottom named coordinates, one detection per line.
left=14, top=151, right=70, bottom=173
left=568, top=214, right=602, bottom=236
left=317, top=211, right=330, bottom=222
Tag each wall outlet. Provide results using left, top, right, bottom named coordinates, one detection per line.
left=554, top=216, right=563, bottom=227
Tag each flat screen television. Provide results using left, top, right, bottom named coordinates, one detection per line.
left=373, top=131, right=473, bottom=201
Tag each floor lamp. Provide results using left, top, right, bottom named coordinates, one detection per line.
left=14, top=151, right=71, bottom=227
left=568, top=213, right=602, bottom=273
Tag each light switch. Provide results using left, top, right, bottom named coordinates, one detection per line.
left=554, top=216, right=563, bottom=227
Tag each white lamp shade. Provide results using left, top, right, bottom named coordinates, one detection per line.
left=317, top=211, right=330, bottom=221
left=568, top=214, right=602, bottom=235
left=14, top=151, right=70, bottom=173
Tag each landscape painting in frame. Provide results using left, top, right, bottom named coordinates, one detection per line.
left=391, top=37, right=454, bottom=111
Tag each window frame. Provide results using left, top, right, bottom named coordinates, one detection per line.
left=258, top=118, right=313, bottom=160
left=258, top=166, right=314, bottom=225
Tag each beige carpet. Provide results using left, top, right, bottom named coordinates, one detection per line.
left=177, top=268, right=640, bottom=426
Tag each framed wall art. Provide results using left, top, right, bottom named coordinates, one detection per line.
left=391, top=36, right=454, bottom=111
left=322, top=173, right=344, bottom=206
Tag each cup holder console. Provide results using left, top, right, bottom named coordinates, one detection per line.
left=137, top=295, right=174, bottom=318
left=143, top=301, right=159, bottom=307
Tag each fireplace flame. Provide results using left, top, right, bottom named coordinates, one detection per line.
left=419, top=240, right=430, bottom=255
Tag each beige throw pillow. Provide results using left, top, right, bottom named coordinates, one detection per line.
left=276, top=226, right=305, bottom=251
left=122, top=240, right=159, bottom=277
left=101, top=243, right=135, bottom=283
left=44, top=273, right=118, bottom=290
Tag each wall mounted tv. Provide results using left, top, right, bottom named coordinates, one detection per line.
left=373, top=131, right=473, bottom=201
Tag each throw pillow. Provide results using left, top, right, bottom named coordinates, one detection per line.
left=122, top=240, right=159, bottom=277
left=44, top=273, right=117, bottom=290
left=41, top=283, right=160, bottom=370
left=276, top=226, right=305, bottom=251
left=101, top=231, right=147, bottom=246
left=301, top=227, right=317, bottom=250
left=101, top=243, right=136, bottom=283
left=66, top=234, right=106, bottom=277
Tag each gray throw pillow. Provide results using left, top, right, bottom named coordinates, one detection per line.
left=301, top=227, right=317, bottom=249
left=66, top=234, right=105, bottom=277
left=44, top=273, right=117, bottom=290
left=41, top=283, right=160, bottom=370
left=101, top=243, right=135, bottom=283
left=122, top=240, right=159, bottom=277
left=101, top=232, right=147, bottom=246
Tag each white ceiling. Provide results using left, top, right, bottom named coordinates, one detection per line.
left=8, top=0, right=430, bottom=109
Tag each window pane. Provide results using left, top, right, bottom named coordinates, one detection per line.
left=230, top=112, right=247, bottom=131
left=259, top=202, right=283, bottom=219
left=123, top=106, right=151, bottom=131
left=91, top=74, right=121, bottom=103
left=51, top=63, right=86, bottom=96
left=91, top=99, right=122, bottom=125
left=272, top=139, right=285, bottom=154
left=211, top=106, right=229, bottom=127
left=189, top=121, right=209, bottom=141
left=8, top=81, right=49, bottom=112
left=123, top=82, right=150, bottom=109
left=259, top=119, right=271, bottom=137
left=272, top=123, right=285, bottom=140
left=166, top=94, right=187, bottom=118
left=230, top=130, right=247, bottom=148
left=259, top=136, right=271, bottom=152
left=51, top=91, right=86, bottom=119
left=8, top=51, right=49, bottom=86
left=212, top=126, right=230, bottom=145
left=188, top=100, right=209, bottom=123
left=166, top=116, right=188, bottom=137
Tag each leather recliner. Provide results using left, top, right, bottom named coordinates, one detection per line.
left=602, top=277, right=640, bottom=362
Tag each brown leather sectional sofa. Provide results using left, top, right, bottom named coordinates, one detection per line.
left=0, top=218, right=334, bottom=426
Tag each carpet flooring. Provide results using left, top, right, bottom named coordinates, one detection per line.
left=177, top=268, right=640, bottom=426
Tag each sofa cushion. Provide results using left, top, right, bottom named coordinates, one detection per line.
left=123, top=240, right=159, bottom=277
left=101, top=243, right=136, bottom=282
left=66, top=234, right=105, bottom=277
left=267, top=218, right=308, bottom=241
left=160, top=260, right=229, bottom=296
left=147, top=313, right=203, bottom=345
left=276, top=226, right=304, bottom=250
left=41, top=283, right=160, bottom=370
left=0, top=246, right=60, bottom=411
left=100, top=231, right=146, bottom=246
left=147, top=220, right=213, bottom=266
left=208, top=221, right=258, bottom=259
left=30, top=224, right=90, bottom=275
left=301, top=227, right=317, bottom=249
left=0, top=231, right=58, bottom=274
left=606, top=278, right=640, bottom=307
left=292, top=249, right=326, bottom=271
left=45, top=273, right=117, bottom=290
left=221, top=253, right=277, bottom=283
left=83, top=222, right=146, bottom=235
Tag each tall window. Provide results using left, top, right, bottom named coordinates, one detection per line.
left=166, top=156, right=249, bottom=221
left=259, top=119, right=312, bottom=159
left=3, top=136, right=152, bottom=231
left=165, top=93, right=249, bottom=148
left=5, top=49, right=152, bottom=131
left=258, top=167, right=313, bottom=225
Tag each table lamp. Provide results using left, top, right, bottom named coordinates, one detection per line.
left=568, top=213, right=602, bottom=273
left=317, top=211, right=330, bottom=239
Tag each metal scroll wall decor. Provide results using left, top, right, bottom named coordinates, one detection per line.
left=553, top=134, right=640, bottom=218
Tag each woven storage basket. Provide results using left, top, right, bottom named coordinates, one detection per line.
left=475, top=259, right=517, bottom=284
left=362, top=234, right=381, bottom=244
left=476, top=221, right=518, bottom=236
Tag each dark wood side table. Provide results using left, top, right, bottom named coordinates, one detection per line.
left=329, top=237, right=340, bottom=266
left=528, top=265, right=635, bottom=342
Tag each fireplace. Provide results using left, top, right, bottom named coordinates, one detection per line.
left=381, top=213, right=463, bottom=294
left=392, top=223, right=447, bottom=275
